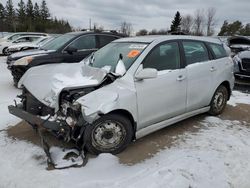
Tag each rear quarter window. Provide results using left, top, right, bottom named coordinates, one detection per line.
left=208, top=43, right=227, bottom=59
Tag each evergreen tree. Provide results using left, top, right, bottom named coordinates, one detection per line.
left=0, top=0, right=72, bottom=33
left=218, top=20, right=229, bottom=36
left=218, top=20, right=245, bottom=36
left=34, top=3, right=40, bottom=19
left=26, top=0, right=34, bottom=18
left=5, top=0, right=16, bottom=31
left=26, top=0, right=34, bottom=31
left=243, top=24, right=250, bottom=36
left=40, top=0, right=50, bottom=20
left=16, top=0, right=26, bottom=31
left=33, top=2, right=42, bottom=31
left=170, top=11, right=182, bottom=33
left=0, top=3, right=6, bottom=31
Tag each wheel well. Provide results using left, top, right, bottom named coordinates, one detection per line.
left=107, top=109, right=137, bottom=139
left=220, top=81, right=231, bottom=100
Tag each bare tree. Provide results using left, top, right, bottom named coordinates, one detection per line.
left=120, top=21, right=133, bottom=36
left=181, top=14, right=193, bottom=34
left=206, top=7, right=217, bottom=36
left=193, top=9, right=205, bottom=36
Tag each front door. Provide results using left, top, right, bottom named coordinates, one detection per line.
left=135, top=41, right=187, bottom=129
left=63, top=35, right=97, bottom=63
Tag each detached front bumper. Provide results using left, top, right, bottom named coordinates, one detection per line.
left=8, top=105, right=61, bottom=131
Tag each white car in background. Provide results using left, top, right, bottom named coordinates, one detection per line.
left=0, top=35, right=47, bottom=55
left=7, top=36, right=54, bottom=55
left=0, top=32, right=47, bottom=43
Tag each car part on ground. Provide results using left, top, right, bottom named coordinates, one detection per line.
left=9, top=35, right=234, bottom=156
left=6, top=31, right=125, bottom=87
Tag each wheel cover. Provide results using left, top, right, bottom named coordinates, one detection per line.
left=92, top=120, right=126, bottom=151
left=213, top=91, right=225, bottom=111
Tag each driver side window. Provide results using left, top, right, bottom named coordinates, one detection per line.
left=143, top=42, right=180, bottom=71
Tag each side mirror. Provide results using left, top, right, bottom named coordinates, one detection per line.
left=65, top=46, right=77, bottom=54
left=115, top=59, right=126, bottom=76
left=135, top=68, right=157, bottom=80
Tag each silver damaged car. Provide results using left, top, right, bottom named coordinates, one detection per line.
left=9, top=35, right=234, bottom=154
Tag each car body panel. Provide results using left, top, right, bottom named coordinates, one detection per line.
left=19, top=62, right=107, bottom=110
left=185, top=61, right=213, bottom=111
left=135, top=68, right=187, bottom=129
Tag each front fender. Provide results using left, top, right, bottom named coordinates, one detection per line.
left=75, top=85, right=137, bottom=124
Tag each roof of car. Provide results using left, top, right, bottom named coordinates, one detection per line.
left=115, top=35, right=222, bottom=44
left=66, top=31, right=126, bottom=37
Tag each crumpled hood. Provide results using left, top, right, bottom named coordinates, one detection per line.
left=19, top=62, right=108, bottom=110
left=10, top=49, right=55, bottom=60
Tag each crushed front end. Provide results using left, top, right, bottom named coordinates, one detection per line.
left=8, top=87, right=92, bottom=144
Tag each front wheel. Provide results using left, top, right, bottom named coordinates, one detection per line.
left=84, top=114, right=133, bottom=155
left=209, top=85, right=228, bottom=115
left=3, top=47, right=8, bottom=56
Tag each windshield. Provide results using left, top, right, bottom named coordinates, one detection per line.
left=41, top=34, right=75, bottom=51
left=89, top=42, right=148, bottom=72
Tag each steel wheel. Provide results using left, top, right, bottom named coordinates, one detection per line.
left=92, top=120, right=126, bottom=151
left=84, top=113, right=133, bottom=154
left=209, top=85, right=228, bottom=115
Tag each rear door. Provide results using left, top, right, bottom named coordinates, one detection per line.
left=135, top=41, right=187, bottom=128
left=182, top=40, right=213, bottom=112
left=97, top=35, right=119, bottom=48
left=63, top=35, right=98, bottom=62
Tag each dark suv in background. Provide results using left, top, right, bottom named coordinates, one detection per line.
left=228, top=36, right=250, bottom=83
left=7, top=31, right=125, bottom=86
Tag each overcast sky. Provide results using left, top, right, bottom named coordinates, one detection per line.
left=2, top=0, right=250, bottom=33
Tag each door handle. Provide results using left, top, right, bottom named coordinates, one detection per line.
left=210, top=67, right=217, bottom=72
left=177, top=75, right=186, bottom=81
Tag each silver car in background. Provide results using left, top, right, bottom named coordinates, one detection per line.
left=9, top=35, right=234, bottom=154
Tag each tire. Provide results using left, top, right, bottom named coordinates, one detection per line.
left=209, top=85, right=228, bottom=116
left=84, top=113, right=133, bottom=155
left=3, top=47, right=8, bottom=56
left=13, top=77, right=19, bottom=87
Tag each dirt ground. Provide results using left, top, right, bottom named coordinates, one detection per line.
left=7, top=102, right=250, bottom=165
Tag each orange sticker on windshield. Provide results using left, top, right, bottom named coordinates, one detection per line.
left=127, top=50, right=140, bottom=58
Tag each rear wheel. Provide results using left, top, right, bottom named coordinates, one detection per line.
left=84, top=114, right=133, bottom=155
left=209, top=85, right=228, bottom=115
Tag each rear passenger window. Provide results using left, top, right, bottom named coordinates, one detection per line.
left=183, top=41, right=209, bottom=65
left=69, top=35, right=96, bottom=50
left=208, top=43, right=227, bottom=59
left=143, top=42, right=180, bottom=71
left=99, top=35, right=118, bottom=48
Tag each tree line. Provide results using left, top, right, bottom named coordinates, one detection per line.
left=0, top=0, right=72, bottom=33
left=136, top=8, right=250, bottom=36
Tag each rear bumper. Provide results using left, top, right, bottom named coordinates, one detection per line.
left=8, top=105, right=61, bottom=131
